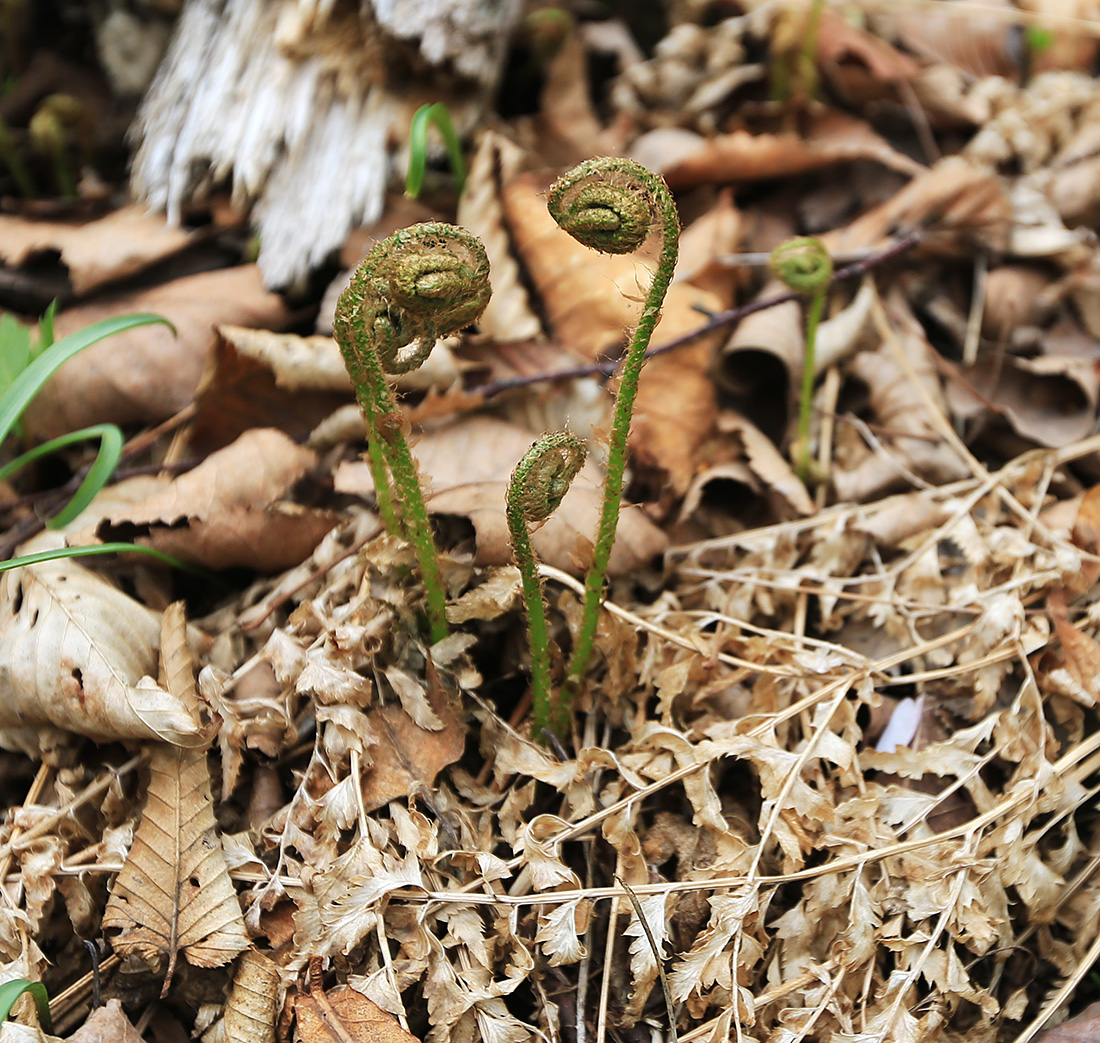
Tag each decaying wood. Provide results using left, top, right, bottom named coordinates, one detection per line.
left=131, top=0, right=523, bottom=286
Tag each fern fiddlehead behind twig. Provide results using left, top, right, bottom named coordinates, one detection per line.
left=507, top=432, right=587, bottom=738
left=547, top=157, right=679, bottom=700
left=334, top=222, right=491, bottom=642
left=769, top=236, right=832, bottom=482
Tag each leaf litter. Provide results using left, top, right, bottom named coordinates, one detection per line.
left=5, top=4, right=1100, bottom=1043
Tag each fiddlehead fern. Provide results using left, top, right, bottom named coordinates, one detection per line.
left=507, top=432, right=587, bottom=739
left=334, top=222, right=491, bottom=642
left=769, top=236, right=832, bottom=482
left=547, top=157, right=679, bottom=698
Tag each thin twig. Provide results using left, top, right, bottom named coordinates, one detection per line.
left=472, top=232, right=921, bottom=400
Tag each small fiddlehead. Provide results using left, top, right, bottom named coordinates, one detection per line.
left=547, top=157, right=679, bottom=700
left=507, top=432, right=587, bottom=739
left=334, top=222, right=491, bottom=642
left=769, top=237, right=833, bottom=482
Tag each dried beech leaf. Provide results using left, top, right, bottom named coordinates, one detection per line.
left=0, top=557, right=203, bottom=746
left=0, top=205, right=193, bottom=297
left=295, top=985, right=420, bottom=1043
left=457, top=131, right=542, bottom=342
left=631, top=110, right=923, bottom=189
left=102, top=744, right=249, bottom=995
left=335, top=415, right=667, bottom=575
left=89, top=429, right=335, bottom=571
left=825, top=156, right=1011, bottom=256
left=24, top=266, right=291, bottom=441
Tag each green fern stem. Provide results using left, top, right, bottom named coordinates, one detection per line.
left=507, top=431, right=587, bottom=738
left=769, top=237, right=833, bottom=482
left=548, top=157, right=680, bottom=696
left=333, top=222, right=491, bottom=643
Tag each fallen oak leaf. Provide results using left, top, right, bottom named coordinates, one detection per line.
left=87, top=428, right=336, bottom=572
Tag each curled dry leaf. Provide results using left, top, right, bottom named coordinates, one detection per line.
left=0, top=553, right=203, bottom=747
left=631, top=109, right=923, bottom=190
left=24, top=266, right=291, bottom=441
left=204, top=950, right=280, bottom=1043
left=295, top=985, right=420, bottom=1043
left=946, top=351, right=1099, bottom=448
left=0, top=205, right=193, bottom=298
left=89, top=428, right=336, bottom=572
left=833, top=295, right=970, bottom=501
left=102, top=742, right=250, bottom=995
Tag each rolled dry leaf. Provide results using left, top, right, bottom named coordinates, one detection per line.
left=716, top=279, right=803, bottom=444
left=833, top=297, right=969, bottom=501
left=946, top=352, right=1098, bottom=449
left=457, top=131, right=543, bottom=343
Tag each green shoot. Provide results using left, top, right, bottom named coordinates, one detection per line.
left=405, top=103, right=466, bottom=199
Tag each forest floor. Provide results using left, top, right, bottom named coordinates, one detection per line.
left=3, top=3, right=1100, bottom=1043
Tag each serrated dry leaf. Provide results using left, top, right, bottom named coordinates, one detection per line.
left=24, top=266, right=291, bottom=441
left=87, top=429, right=335, bottom=571
left=102, top=744, right=249, bottom=995
left=360, top=659, right=465, bottom=813
left=0, top=557, right=202, bottom=746
left=0, top=205, right=193, bottom=297
left=296, top=984, right=420, bottom=1043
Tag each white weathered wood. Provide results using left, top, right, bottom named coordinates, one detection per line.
left=130, top=0, right=521, bottom=286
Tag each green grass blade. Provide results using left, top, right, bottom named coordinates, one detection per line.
left=0, top=979, right=52, bottom=1032
left=0, top=313, right=31, bottom=398
left=0, top=422, right=128, bottom=529
left=0, top=541, right=217, bottom=580
left=405, top=102, right=466, bottom=198
left=0, top=313, right=174, bottom=448
left=35, top=299, right=57, bottom=355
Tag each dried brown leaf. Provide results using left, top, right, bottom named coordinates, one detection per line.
left=0, top=557, right=203, bottom=746
left=0, top=205, right=193, bottom=297
left=205, top=950, right=280, bottom=1043
left=295, top=985, right=420, bottom=1043
left=631, top=109, right=923, bottom=189
left=1033, top=1001, right=1100, bottom=1043
left=102, top=744, right=249, bottom=994
left=335, top=415, right=667, bottom=575
left=24, top=266, right=291, bottom=440
left=825, top=156, right=1011, bottom=256
left=360, top=659, right=465, bottom=813
left=66, top=1000, right=145, bottom=1043
left=89, top=429, right=335, bottom=571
